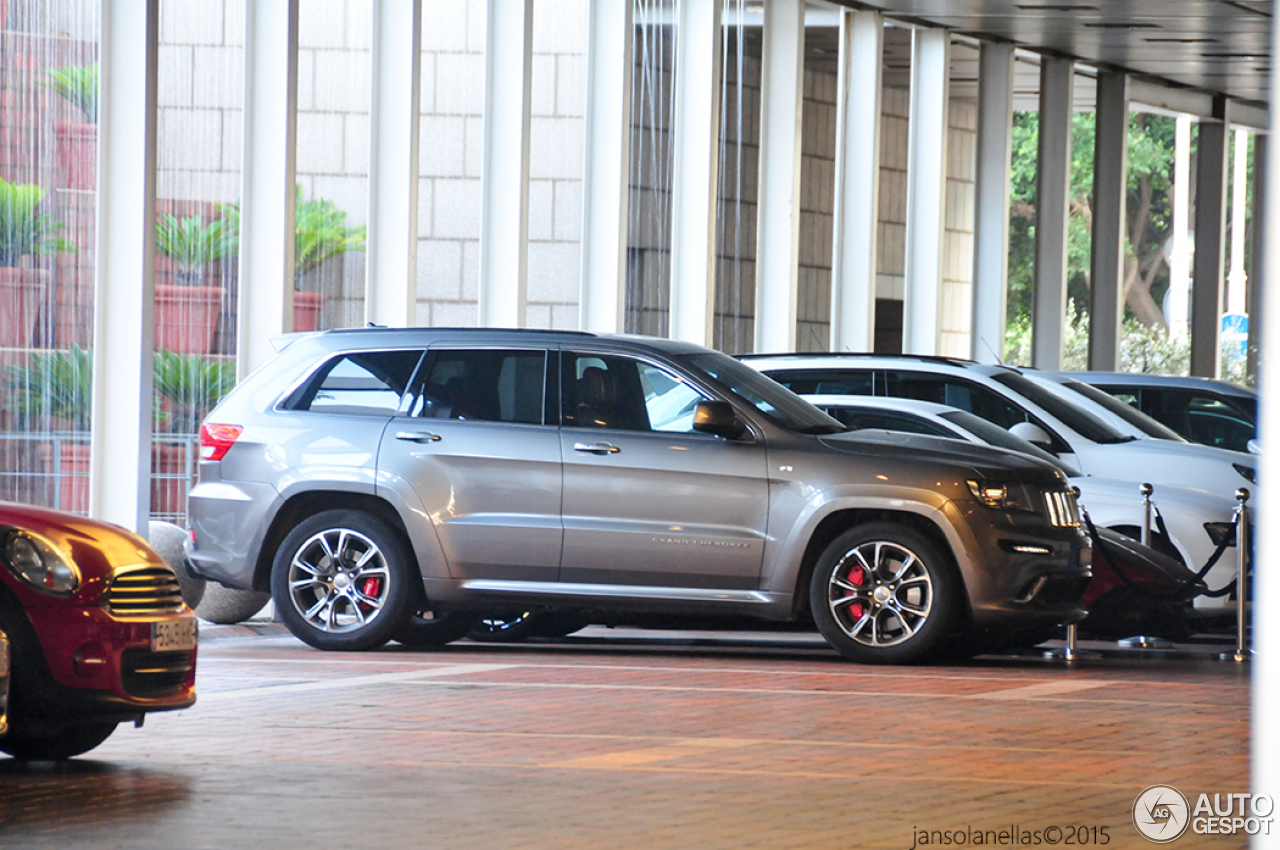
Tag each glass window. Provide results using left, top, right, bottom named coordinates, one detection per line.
left=822, top=408, right=953, bottom=437
left=410, top=349, right=546, bottom=425
left=562, top=353, right=697, bottom=433
left=991, top=372, right=1133, bottom=444
left=683, top=353, right=844, bottom=434
left=883, top=371, right=1027, bottom=431
left=760, top=369, right=874, bottom=397
left=1062, top=381, right=1186, bottom=441
left=291, top=350, right=424, bottom=416
left=639, top=362, right=708, bottom=433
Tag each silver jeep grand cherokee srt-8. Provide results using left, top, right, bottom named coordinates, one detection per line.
left=186, top=329, right=1090, bottom=664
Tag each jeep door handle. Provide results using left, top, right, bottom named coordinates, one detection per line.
left=573, top=442, right=621, bottom=455
left=396, top=430, right=442, bottom=443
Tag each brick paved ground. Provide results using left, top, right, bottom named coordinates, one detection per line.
left=0, top=628, right=1252, bottom=850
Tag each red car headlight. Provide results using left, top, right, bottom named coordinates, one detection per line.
left=1, top=529, right=80, bottom=596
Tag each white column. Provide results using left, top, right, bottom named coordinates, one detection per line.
left=1191, top=111, right=1228, bottom=378
left=366, top=0, right=423, bottom=328
left=579, top=0, right=633, bottom=334
left=829, top=9, right=882, bottom=353
left=238, top=0, right=299, bottom=378
left=1088, top=71, right=1127, bottom=371
left=903, top=27, right=949, bottom=356
left=753, top=0, right=805, bottom=353
left=969, top=41, right=1014, bottom=365
left=1031, top=57, right=1074, bottom=370
left=668, top=0, right=722, bottom=346
left=478, top=0, right=534, bottom=328
left=90, top=0, right=158, bottom=533
left=1227, top=128, right=1249, bottom=316
left=1168, top=115, right=1192, bottom=340
left=1254, top=9, right=1280, bottom=815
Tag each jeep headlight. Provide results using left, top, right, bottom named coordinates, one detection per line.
left=2, top=530, right=80, bottom=596
left=967, top=479, right=1035, bottom=512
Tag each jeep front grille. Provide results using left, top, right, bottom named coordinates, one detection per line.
left=105, top=567, right=186, bottom=615
left=1044, top=490, right=1082, bottom=528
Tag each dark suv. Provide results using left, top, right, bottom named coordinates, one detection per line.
left=186, top=329, right=1090, bottom=664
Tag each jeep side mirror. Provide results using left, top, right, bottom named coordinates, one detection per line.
left=1009, top=421, right=1054, bottom=450
left=693, top=401, right=747, bottom=440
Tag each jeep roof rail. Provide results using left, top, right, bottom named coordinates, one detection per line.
left=319, top=326, right=600, bottom=338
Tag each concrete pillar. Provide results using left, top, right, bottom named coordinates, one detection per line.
left=1252, top=9, right=1280, bottom=812
left=1247, top=134, right=1265, bottom=385
left=1168, top=115, right=1192, bottom=340
left=753, top=0, right=805, bottom=353
left=969, top=41, right=1014, bottom=365
left=1228, top=129, right=1250, bottom=317
left=903, top=27, right=949, bottom=356
left=830, top=10, right=882, bottom=353
left=90, top=0, right=159, bottom=532
left=668, top=0, right=723, bottom=346
left=1031, top=57, right=1074, bottom=370
left=579, top=0, right=634, bottom=334
left=478, top=0, right=534, bottom=328
left=1088, top=70, right=1127, bottom=371
left=366, top=0, right=423, bottom=328
left=238, top=0, right=299, bottom=377
left=1191, top=108, right=1229, bottom=378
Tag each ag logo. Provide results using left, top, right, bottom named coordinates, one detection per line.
left=1134, top=785, right=1191, bottom=843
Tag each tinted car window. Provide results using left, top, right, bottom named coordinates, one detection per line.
left=1061, top=381, right=1186, bottom=441
left=822, top=408, right=951, bottom=437
left=408, top=349, right=546, bottom=424
left=883, top=371, right=1027, bottom=430
left=686, top=354, right=844, bottom=434
left=991, top=372, right=1133, bottom=444
left=287, top=350, right=424, bottom=416
left=758, top=369, right=874, bottom=397
left=1141, top=389, right=1256, bottom=451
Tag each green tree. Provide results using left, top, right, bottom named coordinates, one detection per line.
left=1007, top=111, right=1177, bottom=335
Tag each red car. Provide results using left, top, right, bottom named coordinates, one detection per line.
left=0, top=502, right=197, bottom=760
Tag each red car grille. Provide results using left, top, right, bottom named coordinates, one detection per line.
left=105, top=567, right=185, bottom=616
left=120, top=649, right=193, bottom=699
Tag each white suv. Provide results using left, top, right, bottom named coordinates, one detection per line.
left=745, top=354, right=1253, bottom=609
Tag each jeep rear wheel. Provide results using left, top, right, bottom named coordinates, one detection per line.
left=272, top=510, right=415, bottom=652
left=810, top=523, right=960, bottom=665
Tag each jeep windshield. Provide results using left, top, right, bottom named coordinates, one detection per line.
left=679, top=352, right=846, bottom=435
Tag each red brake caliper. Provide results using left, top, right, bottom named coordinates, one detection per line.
left=847, top=564, right=865, bottom=620
left=359, top=577, right=382, bottom=610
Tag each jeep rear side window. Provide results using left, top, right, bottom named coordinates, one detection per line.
left=289, top=350, right=424, bottom=416
left=409, top=349, right=546, bottom=425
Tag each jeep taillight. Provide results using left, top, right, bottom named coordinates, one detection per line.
left=200, top=424, right=243, bottom=461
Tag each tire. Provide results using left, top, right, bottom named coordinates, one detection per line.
left=196, top=583, right=271, bottom=625
left=148, top=520, right=206, bottom=609
left=394, top=606, right=476, bottom=648
left=810, top=523, right=961, bottom=665
left=0, top=721, right=117, bottom=761
left=468, top=611, right=546, bottom=643
left=271, top=510, right=416, bottom=652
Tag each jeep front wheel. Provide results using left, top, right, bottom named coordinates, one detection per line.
left=810, top=523, right=960, bottom=665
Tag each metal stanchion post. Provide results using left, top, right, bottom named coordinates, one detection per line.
left=1220, top=488, right=1251, bottom=663
left=1120, top=483, right=1173, bottom=650
left=1140, top=483, right=1154, bottom=547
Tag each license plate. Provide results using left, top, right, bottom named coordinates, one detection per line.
left=152, top=617, right=198, bottom=652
